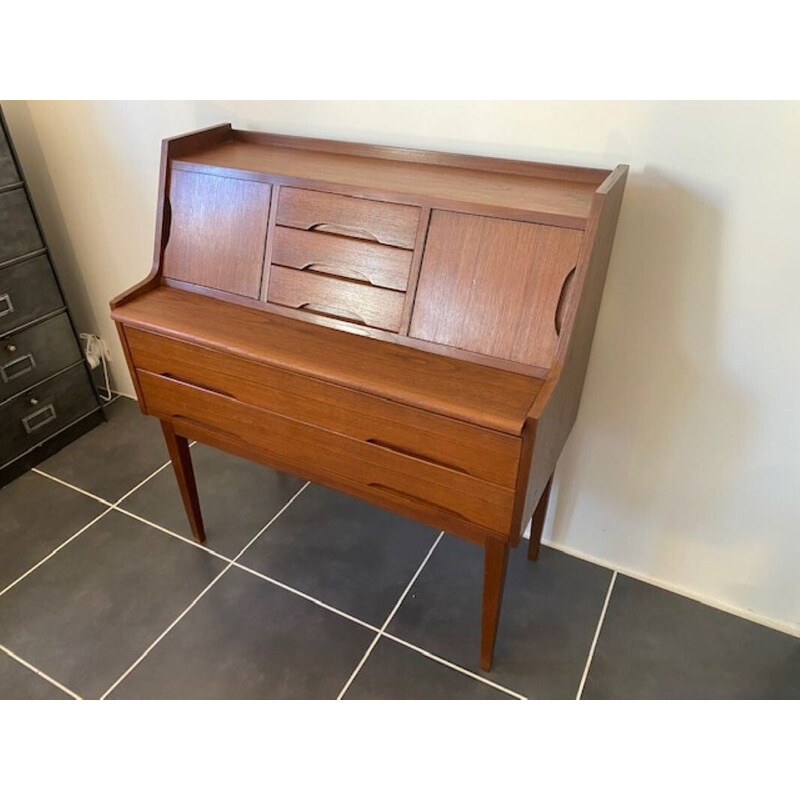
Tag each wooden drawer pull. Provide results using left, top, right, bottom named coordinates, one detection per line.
left=162, top=373, right=236, bottom=399
left=367, top=483, right=468, bottom=521
left=172, top=414, right=245, bottom=441
left=298, top=263, right=374, bottom=286
left=309, top=222, right=380, bottom=243
left=366, top=438, right=470, bottom=476
left=555, top=265, right=577, bottom=336
left=298, top=303, right=367, bottom=326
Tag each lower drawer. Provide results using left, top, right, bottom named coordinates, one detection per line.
left=125, top=327, right=520, bottom=488
left=0, top=313, right=82, bottom=402
left=138, top=369, right=515, bottom=535
left=0, top=363, right=98, bottom=466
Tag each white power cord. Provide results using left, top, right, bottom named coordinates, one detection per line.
left=80, top=333, right=113, bottom=402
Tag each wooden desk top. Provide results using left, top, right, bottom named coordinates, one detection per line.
left=113, top=286, right=543, bottom=435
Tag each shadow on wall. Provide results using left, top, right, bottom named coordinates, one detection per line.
left=547, top=167, right=755, bottom=577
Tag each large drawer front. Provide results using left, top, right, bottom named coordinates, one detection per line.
left=0, top=363, right=97, bottom=466
left=138, top=369, right=515, bottom=534
left=276, top=187, right=419, bottom=250
left=125, top=327, right=520, bottom=488
left=0, top=188, right=43, bottom=265
left=0, top=254, right=64, bottom=335
left=268, top=265, right=405, bottom=332
left=0, top=313, right=82, bottom=402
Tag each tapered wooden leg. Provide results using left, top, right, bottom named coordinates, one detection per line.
left=160, top=420, right=206, bottom=544
left=480, top=537, right=509, bottom=672
left=528, top=476, right=553, bottom=561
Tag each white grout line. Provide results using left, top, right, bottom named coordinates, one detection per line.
left=0, top=507, right=114, bottom=599
left=31, top=468, right=114, bottom=507
left=0, top=642, right=82, bottom=700
left=544, top=539, right=800, bottom=641
left=99, top=482, right=311, bottom=699
left=575, top=571, right=617, bottom=700
left=114, top=507, right=233, bottom=564
left=379, top=632, right=527, bottom=700
left=99, top=565, right=232, bottom=699
left=113, top=459, right=174, bottom=505
left=233, top=562, right=381, bottom=634
left=336, top=531, right=444, bottom=700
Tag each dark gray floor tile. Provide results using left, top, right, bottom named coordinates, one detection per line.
left=344, top=636, right=513, bottom=700
left=238, top=484, right=440, bottom=626
left=109, top=566, right=374, bottom=699
left=388, top=538, right=612, bottom=698
left=583, top=576, right=800, bottom=699
left=0, top=510, right=224, bottom=698
left=0, top=471, right=106, bottom=591
left=0, top=649, right=71, bottom=699
left=120, top=443, right=306, bottom=557
left=38, top=398, right=167, bottom=502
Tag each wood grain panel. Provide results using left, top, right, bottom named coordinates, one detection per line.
left=139, top=369, right=514, bottom=533
left=272, top=226, right=412, bottom=290
left=409, top=212, right=584, bottom=369
left=177, top=140, right=600, bottom=228
left=112, top=287, right=542, bottom=434
left=277, top=187, right=419, bottom=249
left=267, top=265, right=406, bottom=332
left=125, top=327, right=521, bottom=487
left=162, top=169, right=271, bottom=297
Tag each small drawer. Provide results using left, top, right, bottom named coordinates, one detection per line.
left=0, top=363, right=98, bottom=466
left=267, top=264, right=405, bottom=332
left=0, top=254, right=65, bottom=335
left=272, top=226, right=412, bottom=291
left=0, top=188, right=43, bottom=265
left=0, top=123, right=20, bottom=188
left=0, top=313, right=82, bottom=402
left=138, top=369, right=515, bottom=534
left=276, top=187, right=419, bottom=249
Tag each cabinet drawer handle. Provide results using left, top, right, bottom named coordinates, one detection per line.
left=299, top=303, right=367, bottom=326
left=1, top=352, right=36, bottom=383
left=365, top=438, right=470, bottom=475
left=309, top=223, right=380, bottom=243
left=22, top=402, right=57, bottom=433
left=0, top=293, right=14, bottom=318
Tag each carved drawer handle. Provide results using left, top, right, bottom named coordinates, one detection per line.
left=367, top=483, right=468, bottom=521
left=555, top=266, right=577, bottom=336
left=309, top=223, right=381, bottom=243
left=298, top=263, right=374, bottom=286
left=366, top=438, right=470, bottom=475
left=161, top=373, right=236, bottom=399
left=298, top=303, right=367, bottom=326
left=172, top=414, right=245, bottom=441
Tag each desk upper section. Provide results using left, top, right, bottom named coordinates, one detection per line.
left=112, top=124, right=626, bottom=379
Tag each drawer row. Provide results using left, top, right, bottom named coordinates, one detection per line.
left=266, top=188, right=419, bottom=334
left=125, top=327, right=523, bottom=540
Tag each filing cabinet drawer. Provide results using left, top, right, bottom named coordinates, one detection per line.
left=276, top=187, right=420, bottom=249
left=268, top=264, right=405, bottom=332
left=272, top=226, right=413, bottom=291
left=0, top=313, right=82, bottom=402
left=124, top=327, right=521, bottom=488
left=0, top=363, right=97, bottom=465
left=0, top=255, right=65, bottom=335
left=139, top=369, right=515, bottom=534
left=0, top=122, right=20, bottom=188
left=0, top=188, right=43, bottom=264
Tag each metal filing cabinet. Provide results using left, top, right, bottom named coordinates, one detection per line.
left=0, top=105, right=103, bottom=486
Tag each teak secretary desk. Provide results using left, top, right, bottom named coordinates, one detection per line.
left=111, top=124, right=627, bottom=671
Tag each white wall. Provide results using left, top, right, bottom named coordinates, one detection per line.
left=4, top=101, right=799, bottom=633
